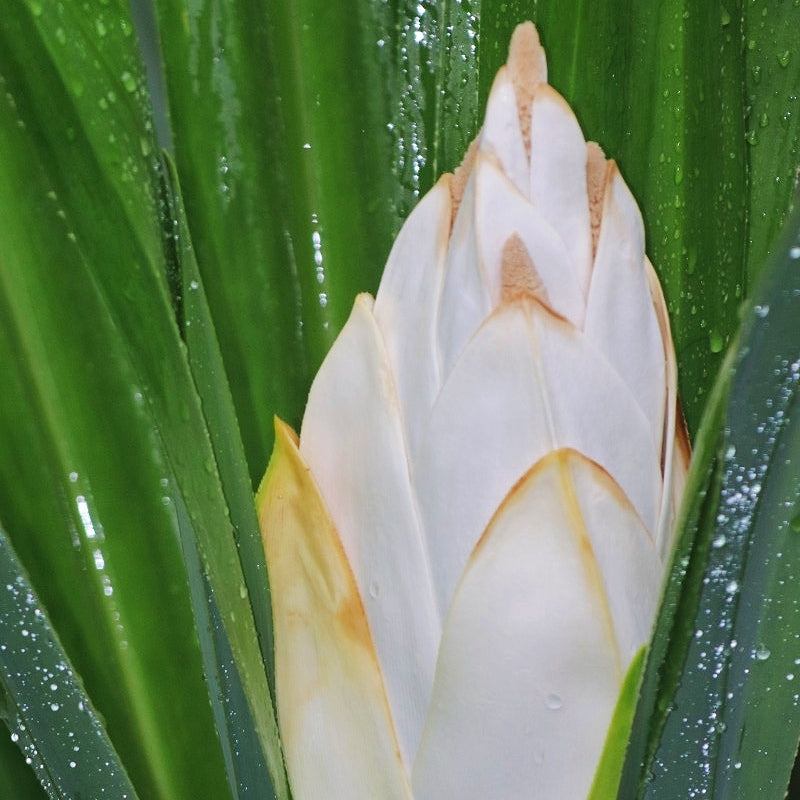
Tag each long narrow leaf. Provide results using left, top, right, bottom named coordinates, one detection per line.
left=0, top=5, right=230, bottom=796
left=0, top=732, right=47, bottom=800
left=1, top=2, right=283, bottom=797
left=619, top=205, right=800, bottom=798
left=160, top=154, right=284, bottom=797
left=154, top=0, right=400, bottom=484
left=744, top=0, right=800, bottom=284
left=0, top=525, right=139, bottom=800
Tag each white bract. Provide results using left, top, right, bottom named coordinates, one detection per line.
left=258, top=22, right=690, bottom=800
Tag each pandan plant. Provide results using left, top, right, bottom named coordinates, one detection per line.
left=0, top=2, right=798, bottom=799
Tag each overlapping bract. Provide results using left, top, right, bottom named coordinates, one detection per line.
left=258, top=22, right=689, bottom=800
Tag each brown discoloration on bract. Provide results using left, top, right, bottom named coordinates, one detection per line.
left=673, top=399, right=692, bottom=472
left=259, top=419, right=378, bottom=653
left=501, top=233, right=549, bottom=304
left=449, top=138, right=479, bottom=228
left=586, top=143, right=611, bottom=260
left=507, top=21, right=546, bottom=157
left=258, top=420, right=412, bottom=797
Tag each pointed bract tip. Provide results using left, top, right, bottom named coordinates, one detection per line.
left=501, top=234, right=549, bottom=304
left=507, top=22, right=547, bottom=156
left=507, top=22, right=547, bottom=86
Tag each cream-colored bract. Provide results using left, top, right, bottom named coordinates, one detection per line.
left=257, top=21, right=690, bottom=800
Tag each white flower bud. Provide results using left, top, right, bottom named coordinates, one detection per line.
left=258, top=21, right=690, bottom=800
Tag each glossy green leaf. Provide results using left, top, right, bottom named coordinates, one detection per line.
left=0, top=525, right=139, bottom=800
left=154, top=0, right=402, bottom=485
left=0, top=4, right=228, bottom=798
left=0, top=2, right=284, bottom=797
left=588, top=648, right=647, bottom=800
left=0, top=732, right=47, bottom=800
left=619, top=206, right=800, bottom=798
left=160, top=154, right=281, bottom=797
left=744, top=0, right=800, bottom=285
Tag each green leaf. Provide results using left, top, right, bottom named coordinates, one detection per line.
left=160, top=154, right=283, bottom=797
left=154, top=0, right=402, bottom=484
left=588, top=648, right=647, bottom=800
left=0, top=2, right=285, bottom=797
left=619, top=205, right=800, bottom=798
left=0, top=4, right=229, bottom=797
left=0, top=731, right=48, bottom=800
left=0, top=524, right=139, bottom=800
left=744, top=0, right=800, bottom=285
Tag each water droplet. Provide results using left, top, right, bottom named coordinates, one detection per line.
left=140, top=137, right=151, bottom=157
left=720, top=7, right=731, bottom=25
left=709, top=330, right=725, bottom=353
left=777, top=50, right=792, bottom=68
left=95, top=18, right=107, bottom=37
left=790, top=512, right=800, bottom=533
left=755, top=644, right=771, bottom=661
left=725, top=580, right=739, bottom=594
left=68, top=471, right=78, bottom=483
left=239, top=584, right=247, bottom=600
left=789, top=246, right=800, bottom=259
left=713, top=534, right=727, bottom=548
left=368, top=580, right=380, bottom=599
left=121, top=71, right=137, bottom=93
left=545, top=693, right=562, bottom=710
left=754, top=304, right=770, bottom=318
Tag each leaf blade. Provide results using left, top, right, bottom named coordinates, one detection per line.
left=618, top=205, right=800, bottom=800
left=0, top=525, right=140, bottom=800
